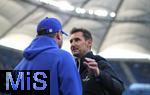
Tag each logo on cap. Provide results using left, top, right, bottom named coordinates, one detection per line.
left=48, top=29, right=53, bottom=33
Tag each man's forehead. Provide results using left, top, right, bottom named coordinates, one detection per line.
left=70, top=34, right=83, bottom=40
left=70, top=32, right=83, bottom=37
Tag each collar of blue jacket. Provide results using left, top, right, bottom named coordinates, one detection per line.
left=23, top=36, right=59, bottom=60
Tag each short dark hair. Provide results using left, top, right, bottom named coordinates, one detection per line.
left=70, top=28, right=92, bottom=40
left=37, top=29, right=55, bottom=38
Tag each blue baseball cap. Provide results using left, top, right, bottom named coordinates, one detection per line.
left=37, top=17, right=68, bottom=36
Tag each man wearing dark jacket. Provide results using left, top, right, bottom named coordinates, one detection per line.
left=69, top=27, right=124, bottom=95
left=14, top=17, right=82, bottom=95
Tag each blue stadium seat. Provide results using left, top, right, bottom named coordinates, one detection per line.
left=123, top=83, right=150, bottom=95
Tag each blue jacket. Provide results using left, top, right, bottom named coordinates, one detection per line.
left=15, top=36, right=82, bottom=95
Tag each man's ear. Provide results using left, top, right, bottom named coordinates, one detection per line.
left=87, top=39, right=92, bottom=47
left=55, top=32, right=61, bottom=40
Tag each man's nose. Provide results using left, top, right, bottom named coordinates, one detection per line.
left=70, top=40, right=76, bottom=46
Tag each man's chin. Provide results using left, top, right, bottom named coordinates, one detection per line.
left=72, top=53, right=80, bottom=57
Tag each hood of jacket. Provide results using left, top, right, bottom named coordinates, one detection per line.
left=23, top=36, right=58, bottom=60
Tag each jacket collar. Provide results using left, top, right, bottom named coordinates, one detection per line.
left=80, top=51, right=94, bottom=62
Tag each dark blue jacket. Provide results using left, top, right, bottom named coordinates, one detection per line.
left=15, top=36, right=82, bottom=95
left=77, top=52, right=124, bottom=95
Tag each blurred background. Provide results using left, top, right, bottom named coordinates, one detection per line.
left=0, top=0, right=150, bottom=94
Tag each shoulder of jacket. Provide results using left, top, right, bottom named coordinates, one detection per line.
left=94, top=55, right=106, bottom=62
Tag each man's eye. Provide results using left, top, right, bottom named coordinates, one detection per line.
left=70, top=40, right=72, bottom=43
left=75, top=38, right=80, bottom=41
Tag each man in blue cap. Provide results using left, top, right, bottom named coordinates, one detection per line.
left=14, top=17, right=82, bottom=95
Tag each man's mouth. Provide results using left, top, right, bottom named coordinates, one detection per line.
left=71, top=47, right=79, bottom=52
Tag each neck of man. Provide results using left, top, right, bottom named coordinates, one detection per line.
left=77, top=49, right=91, bottom=59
